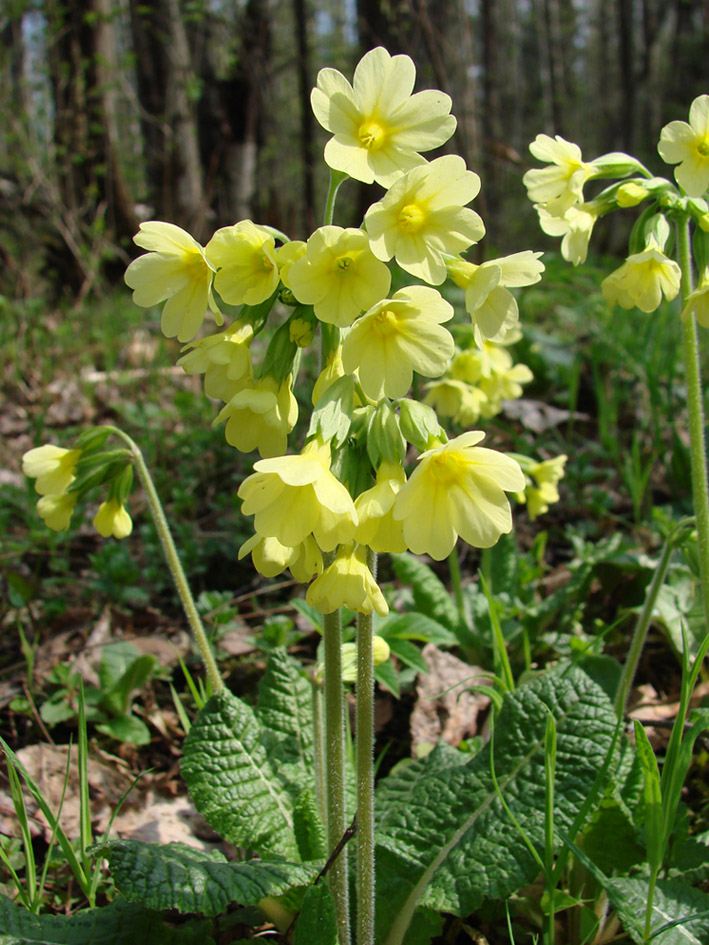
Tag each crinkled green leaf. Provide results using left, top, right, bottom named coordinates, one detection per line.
left=604, top=877, right=709, bottom=945
left=377, top=612, right=457, bottom=647
left=256, top=649, right=314, bottom=774
left=390, top=554, right=463, bottom=636
left=97, top=841, right=317, bottom=916
left=293, top=884, right=337, bottom=945
left=0, top=894, right=211, bottom=945
left=293, top=789, right=327, bottom=862
left=181, top=688, right=298, bottom=859
left=669, top=830, right=709, bottom=884
left=580, top=794, right=645, bottom=874
left=374, top=669, right=617, bottom=945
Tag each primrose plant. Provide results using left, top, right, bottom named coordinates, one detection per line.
left=12, top=49, right=709, bottom=945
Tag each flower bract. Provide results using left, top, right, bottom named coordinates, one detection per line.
left=124, top=222, right=220, bottom=343
left=601, top=244, right=681, bottom=313
left=23, top=445, right=81, bottom=496
left=238, top=439, right=358, bottom=552
left=393, top=431, right=525, bottom=559
left=342, top=285, right=454, bottom=400
left=658, top=95, right=709, bottom=197
left=93, top=499, right=133, bottom=539
left=311, top=46, right=456, bottom=187
left=306, top=543, right=388, bottom=616
left=287, top=226, right=391, bottom=327
left=206, top=221, right=279, bottom=307
left=364, top=155, right=485, bottom=284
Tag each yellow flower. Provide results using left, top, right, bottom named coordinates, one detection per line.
left=393, top=431, right=525, bottom=560
left=658, top=95, right=709, bottom=197
left=214, top=375, right=298, bottom=458
left=423, top=378, right=488, bottom=426
left=239, top=533, right=323, bottom=583
left=365, top=155, right=485, bottom=284
left=342, top=285, right=455, bottom=400
left=524, top=135, right=595, bottom=216
left=37, top=493, right=77, bottom=532
left=93, top=499, right=133, bottom=539
left=306, top=543, right=388, bottom=617
left=536, top=204, right=597, bottom=266
left=312, top=346, right=346, bottom=405
left=354, top=461, right=407, bottom=553
left=340, top=635, right=391, bottom=682
left=311, top=46, right=456, bottom=187
left=448, top=251, right=544, bottom=344
left=22, top=445, right=81, bottom=496
left=177, top=321, right=254, bottom=400
left=601, top=244, right=681, bottom=313
left=275, top=240, right=307, bottom=288
left=518, top=455, right=567, bottom=520
left=287, top=226, right=391, bottom=327
left=683, top=270, right=709, bottom=327
left=238, top=438, right=358, bottom=552
left=124, top=222, right=220, bottom=343
left=206, top=221, right=279, bottom=306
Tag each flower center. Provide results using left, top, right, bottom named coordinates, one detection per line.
left=372, top=309, right=399, bottom=337
left=335, top=256, right=354, bottom=276
left=397, top=203, right=427, bottom=234
left=358, top=120, right=386, bottom=151
left=697, top=137, right=709, bottom=158
left=428, top=451, right=464, bottom=486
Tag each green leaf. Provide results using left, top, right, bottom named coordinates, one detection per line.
left=374, top=669, right=617, bottom=945
left=580, top=794, right=645, bottom=874
left=256, top=649, right=314, bottom=774
left=98, top=840, right=318, bottom=916
left=391, top=554, right=463, bottom=636
left=95, top=714, right=152, bottom=746
left=293, top=789, right=327, bottom=862
left=633, top=720, right=665, bottom=873
left=668, top=830, right=709, bottom=883
left=308, top=373, right=354, bottom=447
left=181, top=689, right=299, bottom=859
left=604, top=877, right=709, bottom=945
left=377, top=612, right=457, bottom=646
left=0, top=894, right=212, bottom=945
left=294, top=884, right=337, bottom=945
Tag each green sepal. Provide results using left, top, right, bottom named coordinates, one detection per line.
left=590, top=152, right=646, bottom=177
left=260, top=310, right=305, bottom=385
left=74, top=426, right=113, bottom=453
left=398, top=399, right=444, bottom=452
left=307, top=373, right=354, bottom=447
left=242, top=288, right=280, bottom=335
left=627, top=203, right=665, bottom=255
left=692, top=225, right=709, bottom=276
left=367, top=399, right=406, bottom=467
left=330, top=439, right=372, bottom=499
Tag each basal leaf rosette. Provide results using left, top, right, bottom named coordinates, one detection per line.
left=342, top=285, right=454, bottom=400
left=393, top=432, right=525, bottom=560
left=206, top=221, right=280, bottom=307
left=311, top=46, right=456, bottom=187
left=287, top=226, right=391, bottom=327
left=658, top=94, right=709, bottom=197
left=124, top=221, right=221, bottom=343
left=365, top=155, right=485, bottom=285
left=238, top=438, right=357, bottom=553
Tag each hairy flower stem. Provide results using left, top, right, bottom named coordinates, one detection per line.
left=677, top=219, right=709, bottom=632
left=356, top=549, right=377, bottom=945
left=448, top=544, right=467, bottom=627
left=106, top=426, right=222, bottom=692
left=323, top=602, right=351, bottom=945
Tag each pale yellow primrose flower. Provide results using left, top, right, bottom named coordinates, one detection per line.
left=683, top=270, right=709, bottom=327
left=287, top=226, right=391, bottom=327
left=658, top=95, right=709, bottom=197
left=37, top=493, right=77, bottom=532
left=215, top=375, right=298, bottom=458
left=365, top=155, right=485, bottom=285
left=238, top=438, right=358, bottom=552
left=312, top=346, right=346, bottom=405
left=177, top=320, right=254, bottom=401
left=524, top=135, right=595, bottom=216
left=275, top=240, right=307, bottom=287
left=93, top=499, right=133, bottom=539
left=448, top=251, right=544, bottom=345
left=354, top=461, right=407, bottom=554
left=601, top=244, right=681, bottom=313
left=536, top=204, right=597, bottom=266
left=340, top=636, right=391, bottom=682
left=423, top=378, right=488, bottom=427
left=22, top=445, right=81, bottom=496
left=206, top=221, right=279, bottom=307
left=311, top=46, right=456, bottom=188
left=342, top=285, right=454, bottom=401
left=125, top=222, right=220, bottom=343
left=239, top=533, right=323, bottom=583
left=306, top=543, right=388, bottom=617
left=393, top=432, right=525, bottom=560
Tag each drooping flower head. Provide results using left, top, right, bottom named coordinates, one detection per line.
left=93, top=499, right=133, bottom=539
left=214, top=375, right=298, bottom=458
left=239, top=533, right=323, bottom=583
left=287, top=226, right=391, bottom=327
left=177, top=320, right=254, bottom=401
left=22, top=445, right=82, bottom=496
left=447, top=251, right=544, bottom=344
left=658, top=95, right=709, bottom=197
left=206, top=221, right=280, bottom=307
left=238, top=438, right=358, bottom=552
left=535, top=204, right=598, bottom=266
left=124, top=222, right=221, bottom=343
left=365, top=155, right=485, bottom=284
left=393, top=432, right=525, bottom=560
left=37, top=493, right=77, bottom=532
left=311, top=46, right=456, bottom=187
left=601, top=242, right=681, bottom=313
left=306, top=543, right=388, bottom=617
left=523, top=135, right=595, bottom=216
left=342, top=285, right=454, bottom=400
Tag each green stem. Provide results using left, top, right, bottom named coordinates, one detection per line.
left=312, top=678, right=327, bottom=829
left=106, top=426, right=222, bottom=692
left=677, top=218, right=709, bottom=632
left=323, top=169, right=347, bottom=226
left=356, top=549, right=377, bottom=945
left=614, top=536, right=674, bottom=718
left=644, top=866, right=659, bottom=942
left=448, top=543, right=466, bottom=627
left=323, top=604, right=351, bottom=945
